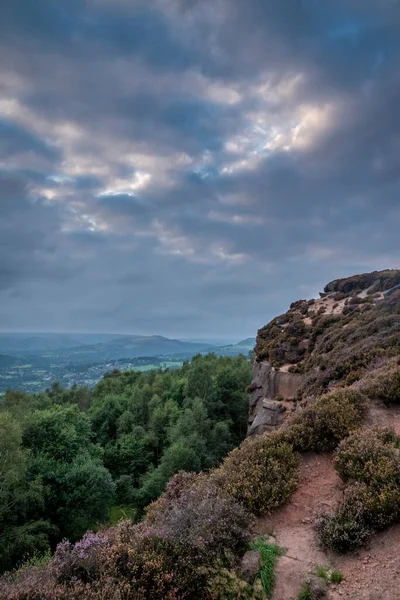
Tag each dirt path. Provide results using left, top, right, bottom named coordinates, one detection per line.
left=328, top=525, right=400, bottom=599
left=256, top=454, right=342, bottom=600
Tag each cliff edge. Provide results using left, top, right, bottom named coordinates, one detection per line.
left=248, top=269, right=400, bottom=435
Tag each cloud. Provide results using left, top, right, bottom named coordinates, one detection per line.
left=0, top=0, right=399, bottom=337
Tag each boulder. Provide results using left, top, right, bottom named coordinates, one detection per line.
left=240, top=550, right=261, bottom=583
left=308, top=575, right=329, bottom=599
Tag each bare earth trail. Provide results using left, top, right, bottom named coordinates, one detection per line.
left=255, top=401, right=400, bottom=600
left=256, top=454, right=341, bottom=600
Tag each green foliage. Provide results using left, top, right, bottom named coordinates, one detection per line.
left=316, top=565, right=330, bottom=583
left=23, top=404, right=94, bottom=461
left=0, top=353, right=252, bottom=574
left=214, top=431, right=300, bottom=514
left=0, top=412, right=54, bottom=573
left=250, top=538, right=282, bottom=598
left=298, top=583, right=314, bottom=600
left=284, top=388, right=366, bottom=452
left=331, top=571, right=343, bottom=584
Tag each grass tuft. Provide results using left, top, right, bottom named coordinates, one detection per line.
left=331, top=571, right=344, bottom=584
left=316, top=565, right=330, bottom=582
left=297, top=583, right=314, bottom=600
left=250, top=537, right=282, bottom=599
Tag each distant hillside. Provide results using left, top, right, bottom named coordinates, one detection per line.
left=55, top=335, right=214, bottom=363
left=216, top=337, right=255, bottom=355
left=0, top=333, right=129, bottom=355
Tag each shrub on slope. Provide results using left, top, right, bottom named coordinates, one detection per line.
left=283, top=388, right=366, bottom=452
left=317, top=427, right=400, bottom=552
left=360, top=358, right=400, bottom=403
left=213, top=431, right=300, bottom=514
left=0, top=518, right=262, bottom=600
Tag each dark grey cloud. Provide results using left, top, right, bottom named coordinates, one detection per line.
left=0, top=0, right=399, bottom=338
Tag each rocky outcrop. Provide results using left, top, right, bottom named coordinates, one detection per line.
left=249, top=269, right=400, bottom=437
left=247, top=361, right=304, bottom=436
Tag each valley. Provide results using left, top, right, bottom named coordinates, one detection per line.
left=0, top=333, right=255, bottom=394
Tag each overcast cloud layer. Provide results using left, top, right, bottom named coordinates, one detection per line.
left=0, top=0, right=399, bottom=339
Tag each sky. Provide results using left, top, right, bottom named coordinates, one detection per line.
left=0, top=0, right=399, bottom=340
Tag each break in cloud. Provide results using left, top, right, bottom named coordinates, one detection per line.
left=0, top=0, right=399, bottom=339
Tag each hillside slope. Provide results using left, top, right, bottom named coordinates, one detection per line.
left=249, top=269, right=400, bottom=599
left=249, top=269, right=400, bottom=435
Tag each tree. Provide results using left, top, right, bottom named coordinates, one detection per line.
left=0, top=413, right=51, bottom=573
left=104, top=433, right=151, bottom=484
left=89, top=395, right=128, bottom=445
left=137, top=441, right=201, bottom=509
left=23, top=404, right=94, bottom=461
left=57, top=454, right=115, bottom=540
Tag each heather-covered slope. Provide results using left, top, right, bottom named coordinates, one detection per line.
left=249, top=269, right=400, bottom=435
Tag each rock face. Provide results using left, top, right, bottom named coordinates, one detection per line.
left=248, top=269, right=400, bottom=437
left=247, top=361, right=304, bottom=436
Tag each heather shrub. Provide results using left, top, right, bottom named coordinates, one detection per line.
left=316, top=507, right=371, bottom=553
left=334, top=427, right=400, bottom=485
left=317, top=479, right=400, bottom=552
left=206, top=567, right=264, bottom=600
left=0, top=508, right=257, bottom=600
left=146, top=470, right=202, bottom=523
left=103, top=521, right=209, bottom=597
left=317, top=426, right=400, bottom=552
left=340, top=481, right=400, bottom=530
left=52, top=531, right=108, bottom=584
left=284, top=388, right=366, bottom=452
left=213, top=432, right=300, bottom=514
left=360, top=360, right=400, bottom=403
left=147, top=474, right=253, bottom=564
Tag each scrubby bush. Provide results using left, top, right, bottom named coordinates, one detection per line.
left=334, top=426, right=400, bottom=485
left=284, top=388, right=366, bottom=452
left=147, top=473, right=253, bottom=563
left=213, top=432, right=300, bottom=514
left=360, top=360, right=400, bottom=403
left=317, top=427, right=400, bottom=552
left=316, top=507, right=371, bottom=553
left=0, top=517, right=260, bottom=600
left=206, top=568, right=264, bottom=600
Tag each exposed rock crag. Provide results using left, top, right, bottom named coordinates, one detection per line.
left=248, top=268, right=400, bottom=436
left=247, top=361, right=303, bottom=435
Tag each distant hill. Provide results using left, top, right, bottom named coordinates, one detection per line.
left=0, top=333, right=129, bottom=355
left=231, top=337, right=256, bottom=349
left=55, top=335, right=215, bottom=363
left=215, top=337, right=255, bottom=355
